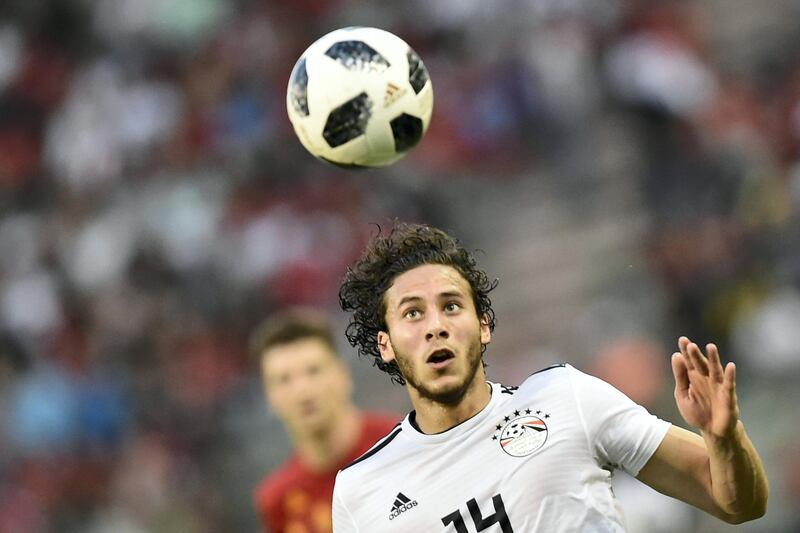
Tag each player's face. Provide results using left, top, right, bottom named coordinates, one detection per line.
left=379, top=264, right=491, bottom=405
left=261, top=338, right=352, bottom=437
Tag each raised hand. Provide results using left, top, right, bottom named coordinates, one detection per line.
left=671, top=336, right=739, bottom=439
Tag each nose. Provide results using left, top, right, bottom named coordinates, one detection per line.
left=425, top=312, right=450, bottom=341
left=287, top=369, right=317, bottom=397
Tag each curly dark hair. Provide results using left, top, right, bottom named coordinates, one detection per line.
left=339, top=223, right=497, bottom=385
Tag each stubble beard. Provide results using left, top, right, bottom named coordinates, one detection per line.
left=395, top=333, right=485, bottom=406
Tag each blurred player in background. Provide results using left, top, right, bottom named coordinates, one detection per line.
left=333, top=222, right=768, bottom=532
left=251, top=309, right=398, bottom=533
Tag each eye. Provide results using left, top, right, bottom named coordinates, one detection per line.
left=307, top=364, right=321, bottom=377
left=444, top=302, right=461, bottom=313
left=403, top=308, right=421, bottom=320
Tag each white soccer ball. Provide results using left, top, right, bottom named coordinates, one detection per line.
left=286, top=27, right=433, bottom=168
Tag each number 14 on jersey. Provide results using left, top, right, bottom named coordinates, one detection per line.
left=441, top=493, right=514, bottom=532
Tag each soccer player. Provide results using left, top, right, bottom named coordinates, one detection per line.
left=251, top=309, right=398, bottom=533
left=332, top=223, right=768, bottom=532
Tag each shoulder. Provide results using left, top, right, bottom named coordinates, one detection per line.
left=517, top=362, right=571, bottom=389
left=513, top=363, right=612, bottom=404
left=253, top=459, right=301, bottom=510
left=518, top=362, right=629, bottom=400
left=341, top=423, right=404, bottom=475
left=528, top=362, right=569, bottom=379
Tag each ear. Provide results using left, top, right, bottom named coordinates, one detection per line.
left=377, top=331, right=395, bottom=364
left=480, top=314, right=491, bottom=346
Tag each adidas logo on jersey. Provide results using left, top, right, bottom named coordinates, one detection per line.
left=388, top=492, right=418, bottom=520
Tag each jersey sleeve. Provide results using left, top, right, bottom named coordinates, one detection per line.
left=566, top=365, right=671, bottom=476
left=332, top=473, right=359, bottom=533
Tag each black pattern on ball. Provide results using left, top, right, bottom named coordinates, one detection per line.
left=288, top=57, right=309, bottom=116
left=323, top=92, right=372, bottom=148
left=325, top=41, right=390, bottom=73
left=407, top=49, right=429, bottom=94
left=390, top=113, right=423, bottom=152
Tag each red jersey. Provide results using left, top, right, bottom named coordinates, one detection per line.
left=254, top=412, right=398, bottom=533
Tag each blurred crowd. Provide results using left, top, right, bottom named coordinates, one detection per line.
left=1, top=1, right=800, bottom=532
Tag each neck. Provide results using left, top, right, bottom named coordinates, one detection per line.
left=293, top=406, right=362, bottom=472
left=409, top=371, right=491, bottom=434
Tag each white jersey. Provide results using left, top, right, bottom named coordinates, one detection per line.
left=332, top=364, right=671, bottom=533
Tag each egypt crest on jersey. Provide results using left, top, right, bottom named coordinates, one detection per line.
left=493, top=408, right=549, bottom=457
left=332, top=364, right=670, bottom=533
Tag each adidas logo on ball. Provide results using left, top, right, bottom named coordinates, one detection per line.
left=383, top=82, right=407, bottom=107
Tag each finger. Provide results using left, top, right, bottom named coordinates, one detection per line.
left=724, top=361, right=737, bottom=394
left=678, top=336, right=690, bottom=355
left=706, top=343, right=724, bottom=383
left=724, top=362, right=739, bottom=413
left=671, top=352, right=690, bottom=398
left=687, top=342, right=709, bottom=376
left=679, top=337, right=695, bottom=371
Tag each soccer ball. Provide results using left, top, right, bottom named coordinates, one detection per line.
left=286, top=27, right=433, bottom=168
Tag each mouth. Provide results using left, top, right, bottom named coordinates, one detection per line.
left=299, top=400, right=320, bottom=416
left=426, top=348, right=455, bottom=369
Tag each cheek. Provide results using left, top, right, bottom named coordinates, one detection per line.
left=267, top=386, right=291, bottom=414
left=391, top=340, right=417, bottom=368
left=395, top=325, right=422, bottom=348
left=319, top=372, right=348, bottom=399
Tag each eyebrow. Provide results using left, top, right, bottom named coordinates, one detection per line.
left=395, top=291, right=466, bottom=310
left=396, top=295, right=422, bottom=309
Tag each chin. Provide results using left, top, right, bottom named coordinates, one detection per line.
left=293, top=412, right=329, bottom=433
left=418, top=377, right=472, bottom=405
left=431, top=389, right=469, bottom=405
left=301, top=421, right=333, bottom=439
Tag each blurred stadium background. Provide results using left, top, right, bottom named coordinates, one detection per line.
left=1, top=1, right=800, bottom=532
